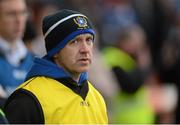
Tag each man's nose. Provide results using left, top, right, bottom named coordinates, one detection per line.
left=79, top=41, right=89, bottom=53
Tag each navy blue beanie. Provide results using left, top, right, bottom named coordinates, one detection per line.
left=42, top=9, right=95, bottom=57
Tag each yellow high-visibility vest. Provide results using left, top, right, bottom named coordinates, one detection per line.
left=18, top=77, right=108, bottom=124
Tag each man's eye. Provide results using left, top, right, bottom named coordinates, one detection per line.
left=86, top=37, right=93, bottom=45
left=70, top=40, right=78, bottom=45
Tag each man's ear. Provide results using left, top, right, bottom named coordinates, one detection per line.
left=53, top=53, right=58, bottom=59
left=53, top=54, right=58, bottom=63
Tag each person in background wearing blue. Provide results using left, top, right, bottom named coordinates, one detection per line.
left=0, top=0, right=34, bottom=106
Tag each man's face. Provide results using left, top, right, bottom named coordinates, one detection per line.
left=54, top=33, right=94, bottom=75
left=0, top=0, right=28, bottom=42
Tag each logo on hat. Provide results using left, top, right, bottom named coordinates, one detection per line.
left=74, top=16, right=88, bottom=29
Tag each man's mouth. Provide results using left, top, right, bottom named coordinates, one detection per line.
left=78, top=58, right=91, bottom=63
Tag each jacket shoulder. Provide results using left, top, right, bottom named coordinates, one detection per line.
left=4, top=88, right=44, bottom=123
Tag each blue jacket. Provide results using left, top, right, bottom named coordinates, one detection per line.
left=0, top=52, right=34, bottom=95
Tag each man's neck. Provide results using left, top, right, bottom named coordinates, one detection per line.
left=54, top=59, right=81, bottom=83
left=70, top=73, right=80, bottom=83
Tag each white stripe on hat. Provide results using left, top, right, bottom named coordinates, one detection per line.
left=44, top=14, right=87, bottom=38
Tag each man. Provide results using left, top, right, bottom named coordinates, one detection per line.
left=4, top=9, right=108, bottom=124
left=0, top=0, right=34, bottom=99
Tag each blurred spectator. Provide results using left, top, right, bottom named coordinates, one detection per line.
left=0, top=0, right=34, bottom=103
left=102, top=25, right=155, bottom=124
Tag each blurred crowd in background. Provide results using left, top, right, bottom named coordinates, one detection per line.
left=1, top=0, right=180, bottom=124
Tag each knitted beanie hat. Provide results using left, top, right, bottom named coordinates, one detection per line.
left=42, top=9, right=95, bottom=57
